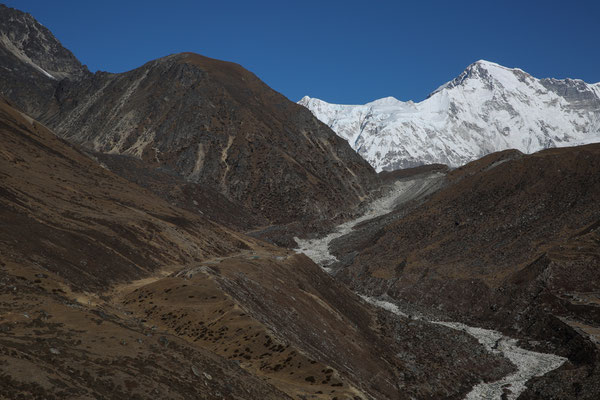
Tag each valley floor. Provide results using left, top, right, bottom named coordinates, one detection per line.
left=295, top=173, right=569, bottom=400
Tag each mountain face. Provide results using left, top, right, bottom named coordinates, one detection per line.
left=0, top=4, right=89, bottom=119
left=299, top=60, right=600, bottom=171
left=0, top=5, right=375, bottom=226
left=45, top=53, right=375, bottom=224
left=327, top=144, right=600, bottom=399
left=0, top=98, right=513, bottom=399
left=0, top=97, right=252, bottom=291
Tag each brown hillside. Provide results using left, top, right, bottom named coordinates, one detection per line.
left=42, top=52, right=375, bottom=225
left=332, top=144, right=600, bottom=399
left=0, top=100, right=513, bottom=399
left=0, top=97, right=255, bottom=291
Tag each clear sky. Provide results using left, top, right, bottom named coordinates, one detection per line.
left=6, top=0, right=600, bottom=104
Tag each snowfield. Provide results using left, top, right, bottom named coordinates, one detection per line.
left=300, top=60, right=600, bottom=171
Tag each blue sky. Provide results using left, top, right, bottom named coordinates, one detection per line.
left=7, top=0, right=600, bottom=104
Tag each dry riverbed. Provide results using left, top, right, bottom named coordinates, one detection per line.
left=296, top=175, right=567, bottom=400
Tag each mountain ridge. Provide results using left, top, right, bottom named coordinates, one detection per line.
left=0, top=5, right=377, bottom=227
left=299, top=59, right=600, bottom=171
left=0, top=4, right=89, bottom=120
left=45, top=51, right=376, bottom=224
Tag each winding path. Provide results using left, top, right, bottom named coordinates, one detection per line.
left=295, top=175, right=566, bottom=400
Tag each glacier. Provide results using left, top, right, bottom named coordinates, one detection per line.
left=299, top=60, right=600, bottom=171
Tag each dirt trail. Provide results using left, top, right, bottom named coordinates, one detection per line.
left=107, top=249, right=293, bottom=304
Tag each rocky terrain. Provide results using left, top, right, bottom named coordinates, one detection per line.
left=0, top=97, right=515, bottom=399
left=325, top=144, right=600, bottom=399
left=47, top=52, right=378, bottom=225
left=0, top=97, right=256, bottom=291
left=1, top=3, right=599, bottom=399
left=0, top=4, right=89, bottom=120
left=91, top=151, right=267, bottom=231
left=300, top=60, right=600, bottom=171
left=0, top=96, right=285, bottom=398
left=0, top=3, right=376, bottom=226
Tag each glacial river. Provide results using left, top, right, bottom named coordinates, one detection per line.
left=295, top=176, right=566, bottom=400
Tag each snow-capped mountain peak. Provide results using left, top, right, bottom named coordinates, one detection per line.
left=300, top=61, right=600, bottom=171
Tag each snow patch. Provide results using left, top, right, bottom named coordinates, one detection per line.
left=0, top=33, right=55, bottom=79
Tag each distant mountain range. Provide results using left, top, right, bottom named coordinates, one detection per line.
left=300, top=60, right=600, bottom=171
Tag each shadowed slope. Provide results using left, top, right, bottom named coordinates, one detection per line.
left=42, top=52, right=375, bottom=225
left=0, top=98, right=255, bottom=291
left=0, top=100, right=514, bottom=399
left=331, top=144, right=600, bottom=399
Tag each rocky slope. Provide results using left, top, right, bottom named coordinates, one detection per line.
left=0, top=97, right=254, bottom=291
left=324, top=144, right=600, bottom=398
left=0, top=4, right=376, bottom=225
left=300, top=61, right=600, bottom=171
left=0, top=96, right=288, bottom=398
left=0, top=4, right=89, bottom=120
left=48, top=52, right=375, bottom=224
left=0, top=98, right=515, bottom=399
left=91, top=151, right=267, bottom=231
